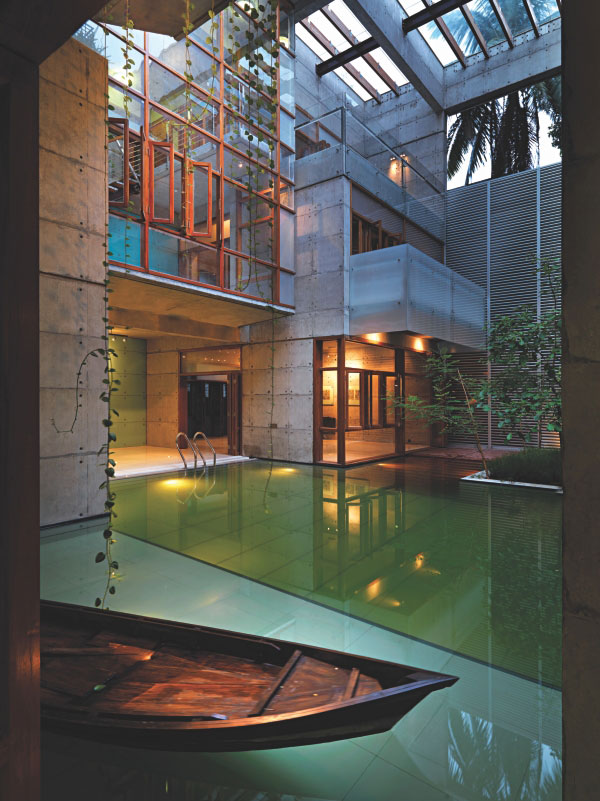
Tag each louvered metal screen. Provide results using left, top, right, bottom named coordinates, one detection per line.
left=446, top=164, right=562, bottom=449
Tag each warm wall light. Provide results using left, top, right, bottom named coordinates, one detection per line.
left=366, top=578, right=383, bottom=600
left=413, top=337, right=425, bottom=351
left=364, top=333, right=382, bottom=343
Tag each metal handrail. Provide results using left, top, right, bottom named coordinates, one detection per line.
left=175, top=432, right=197, bottom=471
left=192, top=431, right=217, bottom=469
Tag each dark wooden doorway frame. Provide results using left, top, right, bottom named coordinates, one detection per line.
left=314, top=336, right=407, bottom=467
left=179, top=371, right=242, bottom=456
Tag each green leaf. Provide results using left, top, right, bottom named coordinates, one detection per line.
left=93, top=684, right=106, bottom=692
left=94, top=597, right=102, bottom=607
left=95, top=552, right=106, bottom=563
left=109, top=586, right=116, bottom=595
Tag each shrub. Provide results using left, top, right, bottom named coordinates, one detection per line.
left=488, top=447, right=562, bottom=485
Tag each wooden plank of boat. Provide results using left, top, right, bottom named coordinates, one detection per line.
left=41, top=600, right=458, bottom=751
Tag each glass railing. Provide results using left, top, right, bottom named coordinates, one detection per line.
left=295, top=107, right=445, bottom=242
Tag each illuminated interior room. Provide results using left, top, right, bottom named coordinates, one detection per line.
left=2, top=1, right=599, bottom=799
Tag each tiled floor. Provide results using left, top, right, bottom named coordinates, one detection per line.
left=41, top=519, right=561, bottom=801
left=114, top=445, right=248, bottom=478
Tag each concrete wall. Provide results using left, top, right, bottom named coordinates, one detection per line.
left=242, top=176, right=351, bottom=462
left=110, top=336, right=147, bottom=447
left=39, top=38, right=107, bottom=526
left=146, top=337, right=181, bottom=448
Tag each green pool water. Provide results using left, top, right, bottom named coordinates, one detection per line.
left=41, top=456, right=562, bottom=800
left=113, top=458, right=562, bottom=689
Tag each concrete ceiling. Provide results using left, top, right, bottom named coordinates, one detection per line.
left=109, top=272, right=290, bottom=341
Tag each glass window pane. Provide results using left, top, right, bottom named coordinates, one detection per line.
left=223, top=182, right=275, bottom=263
left=223, top=14, right=277, bottom=92
left=279, top=270, right=294, bottom=305
left=224, top=253, right=273, bottom=300
left=345, top=342, right=395, bottom=372
left=280, top=48, right=295, bottom=112
left=281, top=145, right=294, bottom=181
left=190, top=16, right=221, bottom=56
left=223, top=148, right=275, bottom=192
left=280, top=180, right=294, bottom=210
left=347, top=372, right=361, bottom=428
left=279, top=208, right=294, bottom=270
left=224, top=69, right=277, bottom=134
left=371, top=374, right=382, bottom=426
left=280, top=109, right=295, bottom=148
left=108, top=85, right=144, bottom=132
left=108, top=214, right=141, bottom=267
left=385, top=375, right=397, bottom=426
left=148, top=57, right=219, bottom=117
left=148, top=105, right=219, bottom=168
left=73, top=22, right=106, bottom=56
left=149, top=228, right=219, bottom=285
left=105, top=29, right=144, bottom=92
left=224, top=111, right=276, bottom=168
left=321, top=367, right=338, bottom=462
left=106, top=24, right=144, bottom=49
left=322, top=340, right=338, bottom=368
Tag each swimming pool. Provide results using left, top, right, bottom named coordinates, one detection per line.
left=40, top=456, right=562, bottom=801
left=113, top=458, right=562, bottom=688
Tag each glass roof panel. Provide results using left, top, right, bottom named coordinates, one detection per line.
left=465, top=0, right=507, bottom=48
left=351, top=56, right=394, bottom=95
left=333, top=67, right=372, bottom=100
left=326, top=0, right=371, bottom=42
left=439, top=7, right=481, bottom=57
left=418, top=20, right=459, bottom=65
left=498, top=0, right=532, bottom=36
left=369, top=48, right=409, bottom=88
left=307, top=10, right=351, bottom=52
left=529, top=0, right=561, bottom=26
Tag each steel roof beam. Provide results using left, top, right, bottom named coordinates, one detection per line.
left=402, top=0, right=467, bottom=33
left=300, top=18, right=382, bottom=102
left=344, top=0, right=445, bottom=111
left=321, top=6, right=401, bottom=95
left=315, top=36, right=379, bottom=76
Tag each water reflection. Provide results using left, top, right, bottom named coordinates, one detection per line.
left=115, top=459, right=561, bottom=687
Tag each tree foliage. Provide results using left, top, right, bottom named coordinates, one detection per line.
left=477, top=259, right=561, bottom=445
left=447, top=79, right=561, bottom=184
left=394, top=347, right=490, bottom=475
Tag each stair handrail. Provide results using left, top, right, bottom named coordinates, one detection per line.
left=192, top=431, right=217, bottom=469
left=175, top=432, right=197, bottom=471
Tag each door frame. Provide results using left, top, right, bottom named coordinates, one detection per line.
left=179, top=371, right=242, bottom=455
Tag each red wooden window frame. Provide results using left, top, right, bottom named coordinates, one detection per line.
left=108, top=118, right=130, bottom=209
left=148, top=140, right=175, bottom=225
left=185, top=159, right=213, bottom=239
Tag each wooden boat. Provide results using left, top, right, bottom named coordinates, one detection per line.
left=41, top=600, right=458, bottom=751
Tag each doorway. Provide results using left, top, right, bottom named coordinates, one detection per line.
left=182, top=373, right=242, bottom=455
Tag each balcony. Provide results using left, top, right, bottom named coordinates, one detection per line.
left=349, top=244, right=485, bottom=349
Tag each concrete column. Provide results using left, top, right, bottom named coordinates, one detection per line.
left=39, top=39, right=107, bottom=526
left=562, top=4, right=600, bottom=799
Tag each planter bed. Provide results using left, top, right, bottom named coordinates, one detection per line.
left=461, top=470, right=562, bottom=493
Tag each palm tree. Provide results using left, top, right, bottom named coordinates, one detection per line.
left=428, top=0, right=562, bottom=183
left=447, top=78, right=562, bottom=184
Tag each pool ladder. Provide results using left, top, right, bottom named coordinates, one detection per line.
left=175, top=431, right=217, bottom=471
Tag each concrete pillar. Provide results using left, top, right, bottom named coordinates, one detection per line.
left=39, top=39, right=107, bottom=526
left=562, top=4, right=600, bottom=798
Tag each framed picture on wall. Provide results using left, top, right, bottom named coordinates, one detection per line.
left=348, top=388, right=360, bottom=405
left=322, top=387, right=333, bottom=405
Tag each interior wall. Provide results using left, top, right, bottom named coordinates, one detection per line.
left=39, top=38, right=107, bottom=526
left=110, top=335, right=147, bottom=447
left=146, top=337, right=181, bottom=449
